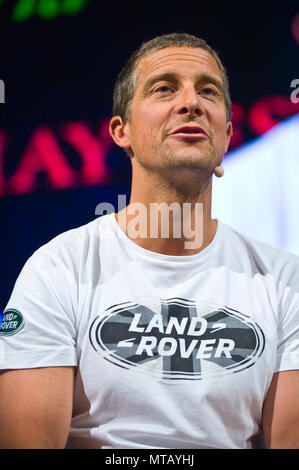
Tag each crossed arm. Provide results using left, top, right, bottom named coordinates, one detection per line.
left=0, top=367, right=298, bottom=448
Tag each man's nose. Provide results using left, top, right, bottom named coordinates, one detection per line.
left=176, top=87, right=203, bottom=116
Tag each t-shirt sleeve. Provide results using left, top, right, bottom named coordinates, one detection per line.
left=0, top=247, right=78, bottom=370
left=274, top=262, right=299, bottom=373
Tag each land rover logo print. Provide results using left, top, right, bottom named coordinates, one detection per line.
left=0, top=309, right=24, bottom=336
left=89, top=297, right=265, bottom=381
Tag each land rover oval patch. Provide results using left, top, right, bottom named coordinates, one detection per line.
left=0, top=309, right=24, bottom=336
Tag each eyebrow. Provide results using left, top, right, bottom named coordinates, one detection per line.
left=142, top=71, right=225, bottom=95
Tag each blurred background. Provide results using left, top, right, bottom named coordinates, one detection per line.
left=0, top=0, right=298, bottom=307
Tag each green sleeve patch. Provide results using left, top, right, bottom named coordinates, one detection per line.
left=0, top=309, right=24, bottom=336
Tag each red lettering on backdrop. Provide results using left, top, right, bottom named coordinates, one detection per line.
left=60, top=119, right=113, bottom=185
left=1, top=103, right=298, bottom=197
left=248, top=95, right=299, bottom=136
left=9, top=127, right=76, bottom=194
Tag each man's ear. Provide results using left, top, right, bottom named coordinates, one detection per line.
left=109, top=115, right=132, bottom=153
left=224, top=121, right=233, bottom=154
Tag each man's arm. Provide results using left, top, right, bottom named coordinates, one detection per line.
left=0, top=366, right=75, bottom=449
left=262, top=370, right=299, bottom=448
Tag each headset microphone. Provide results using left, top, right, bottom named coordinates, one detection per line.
left=213, top=166, right=224, bottom=178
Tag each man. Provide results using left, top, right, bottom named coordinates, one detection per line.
left=0, top=33, right=298, bottom=449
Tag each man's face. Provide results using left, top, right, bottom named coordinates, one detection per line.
left=121, top=46, right=232, bottom=178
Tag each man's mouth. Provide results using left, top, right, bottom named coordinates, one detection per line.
left=169, top=125, right=208, bottom=139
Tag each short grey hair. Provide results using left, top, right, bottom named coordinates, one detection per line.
left=112, top=33, right=232, bottom=123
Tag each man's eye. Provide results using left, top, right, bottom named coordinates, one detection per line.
left=155, top=85, right=172, bottom=93
left=201, top=87, right=217, bottom=95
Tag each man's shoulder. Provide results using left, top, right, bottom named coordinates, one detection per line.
left=30, top=215, right=112, bottom=267
left=222, top=221, right=299, bottom=289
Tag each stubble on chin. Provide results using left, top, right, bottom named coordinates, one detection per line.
left=136, top=141, right=218, bottom=198
left=141, top=139, right=218, bottom=172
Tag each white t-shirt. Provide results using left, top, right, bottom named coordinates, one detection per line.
left=1, top=214, right=299, bottom=449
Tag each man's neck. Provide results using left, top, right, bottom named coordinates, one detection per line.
left=115, top=175, right=217, bottom=257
